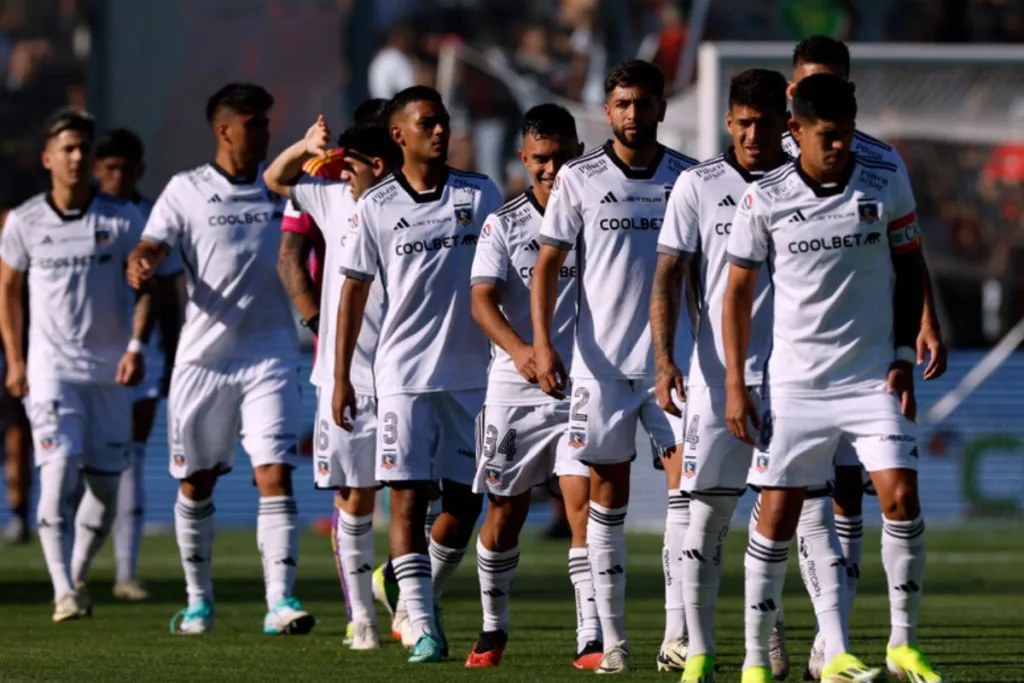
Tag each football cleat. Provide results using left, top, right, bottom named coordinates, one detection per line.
left=804, top=631, right=825, bottom=681
left=113, top=579, right=150, bottom=601
left=770, top=614, right=790, bottom=680
left=170, top=599, right=214, bottom=634
left=656, top=637, right=688, bottom=672
left=409, top=633, right=445, bottom=663
left=886, top=644, right=944, bottom=683
left=262, top=596, right=315, bottom=635
left=573, top=640, right=604, bottom=671
left=821, top=652, right=880, bottom=682
left=682, top=654, right=717, bottom=683
left=52, top=591, right=84, bottom=623
left=465, top=629, right=508, bottom=668
left=741, top=666, right=773, bottom=683
left=372, top=563, right=400, bottom=617
left=344, top=621, right=354, bottom=646
left=596, top=640, right=631, bottom=675
left=392, top=605, right=415, bottom=647
left=74, top=581, right=93, bottom=617
left=349, top=621, right=380, bottom=650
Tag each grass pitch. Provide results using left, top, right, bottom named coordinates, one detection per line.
left=1, top=526, right=1022, bottom=682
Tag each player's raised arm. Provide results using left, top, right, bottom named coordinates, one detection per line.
left=0, top=217, right=28, bottom=398
left=262, top=115, right=332, bottom=199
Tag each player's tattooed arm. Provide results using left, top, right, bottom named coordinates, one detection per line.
left=0, top=262, right=28, bottom=397
left=332, top=277, right=370, bottom=431
left=650, top=253, right=689, bottom=414
left=277, top=232, right=320, bottom=324
left=472, top=283, right=536, bottom=382
left=263, top=115, right=332, bottom=199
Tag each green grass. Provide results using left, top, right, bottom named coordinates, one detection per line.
left=1, top=527, right=1022, bottom=682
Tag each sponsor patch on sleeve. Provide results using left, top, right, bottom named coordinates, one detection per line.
left=887, top=212, right=921, bottom=254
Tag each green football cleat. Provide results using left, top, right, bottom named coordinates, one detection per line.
left=682, top=654, right=716, bottom=683
left=409, top=633, right=446, bottom=663
left=821, top=652, right=880, bottom=682
left=886, top=644, right=944, bottom=683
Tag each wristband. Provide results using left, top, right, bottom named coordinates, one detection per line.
left=301, top=314, right=320, bottom=336
left=127, top=338, right=145, bottom=354
left=894, top=346, right=915, bottom=365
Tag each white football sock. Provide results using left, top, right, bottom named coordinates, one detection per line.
left=330, top=507, right=353, bottom=622
left=257, top=496, right=298, bottom=608
left=36, top=458, right=80, bottom=600
left=337, top=510, right=375, bottom=625
left=568, top=546, right=601, bottom=650
left=835, top=513, right=863, bottom=628
left=796, top=496, right=849, bottom=662
left=476, top=538, right=519, bottom=632
left=114, top=443, right=146, bottom=583
left=70, top=470, right=120, bottom=584
left=174, top=490, right=215, bottom=604
left=684, top=493, right=738, bottom=656
left=882, top=516, right=926, bottom=648
left=392, top=553, right=436, bottom=640
left=588, top=502, right=628, bottom=652
left=663, top=489, right=689, bottom=644
left=743, top=529, right=789, bottom=670
left=429, top=538, right=466, bottom=600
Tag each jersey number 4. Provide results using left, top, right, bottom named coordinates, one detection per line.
left=483, top=425, right=517, bottom=462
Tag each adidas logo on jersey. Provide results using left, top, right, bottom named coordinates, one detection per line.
left=394, top=217, right=411, bottom=230
left=788, top=210, right=807, bottom=223
left=599, top=192, right=618, bottom=204
left=207, top=194, right=222, bottom=203
left=718, top=195, right=737, bottom=207
left=523, top=239, right=540, bottom=252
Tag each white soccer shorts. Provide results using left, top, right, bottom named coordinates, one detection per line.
left=679, top=384, right=761, bottom=494
left=313, top=388, right=377, bottom=489
left=375, top=390, right=485, bottom=485
left=167, top=358, right=302, bottom=479
left=746, top=386, right=920, bottom=489
left=566, top=377, right=683, bottom=466
left=833, top=436, right=860, bottom=468
left=472, top=401, right=589, bottom=497
left=24, top=378, right=132, bottom=472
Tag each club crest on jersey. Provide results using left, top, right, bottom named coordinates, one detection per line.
left=569, top=431, right=586, bottom=449
left=741, top=193, right=753, bottom=210
left=40, top=436, right=57, bottom=451
left=316, top=459, right=329, bottom=476
left=485, top=467, right=503, bottom=486
left=95, top=230, right=111, bottom=245
left=381, top=452, right=397, bottom=469
left=755, top=454, right=770, bottom=473
left=172, top=452, right=186, bottom=468
left=481, top=222, right=493, bottom=239
left=858, top=200, right=880, bottom=224
left=455, top=205, right=473, bottom=226
left=683, top=459, right=697, bottom=478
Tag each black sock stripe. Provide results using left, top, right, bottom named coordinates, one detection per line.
left=175, top=503, right=215, bottom=520
left=478, top=557, right=520, bottom=573
left=748, top=537, right=789, bottom=556
left=746, top=548, right=789, bottom=563
left=339, top=521, right=373, bottom=536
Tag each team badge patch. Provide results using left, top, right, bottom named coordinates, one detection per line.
left=40, top=436, right=57, bottom=451
left=455, top=206, right=473, bottom=226
left=485, top=467, right=503, bottom=486
left=381, top=452, right=397, bottom=469
left=755, top=454, right=770, bottom=473
left=316, top=459, right=329, bottom=476
left=683, top=459, right=697, bottom=478
left=858, top=200, right=880, bottom=224
left=172, top=452, right=186, bottom=467
left=569, top=431, right=586, bottom=449
left=95, top=230, right=111, bottom=245
left=481, top=222, right=493, bottom=239
left=741, top=193, right=754, bottom=210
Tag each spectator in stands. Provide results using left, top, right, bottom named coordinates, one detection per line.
left=368, top=22, right=417, bottom=99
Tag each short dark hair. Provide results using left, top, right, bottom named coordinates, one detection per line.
left=792, top=36, right=851, bottom=78
left=95, top=128, right=144, bottom=164
left=387, top=86, right=445, bottom=123
left=205, top=83, right=274, bottom=123
left=338, top=124, right=403, bottom=169
left=728, top=69, right=788, bottom=116
left=354, top=98, right=390, bottom=126
left=43, top=108, right=95, bottom=143
left=792, top=73, right=857, bottom=122
left=522, top=103, right=578, bottom=140
left=603, top=59, right=665, bottom=99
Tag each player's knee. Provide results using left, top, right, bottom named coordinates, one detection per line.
left=590, top=463, right=630, bottom=508
left=441, top=479, right=484, bottom=523
left=878, top=474, right=921, bottom=521
left=253, top=463, right=293, bottom=497
left=832, top=466, right=864, bottom=516
left=481, top=494, right=526, bottom=551
left=336, top=486, right=376, bottom=517
left=181, top=469, right=217, bottom=501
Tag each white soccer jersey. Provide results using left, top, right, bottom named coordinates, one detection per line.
left=142, top=163, right=299, bottom=365
left=658, top=148, right=787, bottom=387
left=540, top=141, right=696, bottom=380
left=340, top=167, right=503, bottom=397
left=291, top=177, right=384, bottom=395
left=471, top=189, right=576, bottom=405
left=727, top=156, right=922, bottom=395
left=0, top=191, right=144, bottom=384
left=783, top=128, right=906, bottom=171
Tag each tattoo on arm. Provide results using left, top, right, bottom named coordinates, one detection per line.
left=650, top=254, right=685, bottom=366
left=277, top=232, right=319, bottom=319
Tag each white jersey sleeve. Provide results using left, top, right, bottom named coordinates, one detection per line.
left=0, top=213, right=29, bottom=271
left=470, top=214, right=509, bottom=285
left=340, top=197, right=380, bottom=282
left=726, top=188, right=771, bottom=269
left=290, top=176, right=332, bottom=226
left=658, top=169, right=700, bottom=258
left=539, top=167, right=584, bottom=250
left=143, top=178, right=187, bottom=250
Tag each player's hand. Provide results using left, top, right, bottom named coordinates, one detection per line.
left=511, top=345, right=538, bottom=383
left=332, top=377, right=357, bottom=432
left=127, top=250, right=155, bottom=290
left=888, top=361, right=917, bottom=422
left=916, top=325, right=947, bottom=381
left=116, top=351, right=145, bottom=387
left=534, top=342, right=567, bottom=400
left=304, top=115, right=331, bottom=158
left=655, top=360, right=686, bottom=417
left=5, top=360, right=28, bottom=398
left=725, top=382, right=760, bottom=446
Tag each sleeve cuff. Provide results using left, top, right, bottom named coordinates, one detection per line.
left=539, top=235, right=573, bottom=251
left=657, top=244, right=693, bottom=260
left=340, top=267, right=374, bottom=282
left=727, top=253, right=763, bottom=270
left=470, top=276, right=504, bottom=286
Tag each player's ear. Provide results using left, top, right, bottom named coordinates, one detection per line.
left=787, top=117, right=801, bottom=140
left=603, top=101, right=612, bottom=126
left=41, top=147, right=52, bottom=172
left=786, top=81, right=796, bottom=101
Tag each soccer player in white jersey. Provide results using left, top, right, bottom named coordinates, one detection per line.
left=463, top=104, right=602, bottom=670
left=94, top=128, right=184, bottom=602
left=652, top=68, right=803, bottom=683
left=531, top=60, right=695, bottom=674
left=264, top=119, right=401, bottom=649
left=778, top=36, right=948, bottom=681
left=0, top=110, right=155, bottom=621
left=127, top=84, right=315, bottom=636
left=724, top=74, right=942, bottom=683
left=334, top=86, right=502, bottom=663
